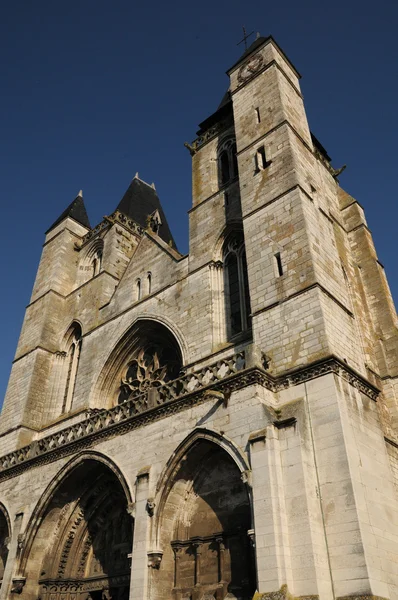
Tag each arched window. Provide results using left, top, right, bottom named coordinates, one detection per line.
left=92, top=248, right=102, bottom=277
left=136, top=279, right=141, bottom=302
left=77, top=238, right=104, bottom=286
left=147, top=272, right=152, bottom=295
left=223, top=233, right=251, bottom=338
left=218, top=138, right=238, bottom=186
left=62, top=322, right=82, bottom=414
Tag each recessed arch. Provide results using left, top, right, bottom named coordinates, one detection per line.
left=19, top=453, right=133, bottom=600
left=78, top=238, right=104, bottom=283
left=217, top=135, right=238, bottom=188
left=0, top=502, right=11, bottom=584
left=150, top=428, right=255, bottom=600
left=93, top=317, right=186, bottom=408
left=213, top=221, right=246, bottom=263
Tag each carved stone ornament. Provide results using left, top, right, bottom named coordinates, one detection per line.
left=126, top=502, right=135, bottom=518
left=17, top=533, right=25, bottom=551
left=241, top=469, right=252, bottom=488
left=238, top=52, right=264, bottom=83
left=147, top=550, right=163, bottom=569
left=146, top=498, right=155, bottom=517
left=11, top=578, right=26, bottom=594
left=247, top=528, right=255, bottom=548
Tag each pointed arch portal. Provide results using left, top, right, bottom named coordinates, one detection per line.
left=0, top=504, right=10, bottom=587
left=21, top=459, right=133, bottom=600
left=152, top=434, right=256, bottom=600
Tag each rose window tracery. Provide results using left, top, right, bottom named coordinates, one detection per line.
left=118, top=345, right=181, bottom=404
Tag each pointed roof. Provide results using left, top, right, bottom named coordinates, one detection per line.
left=46, top=191, right=91, bottom=234
left=116, top=176, right=176, bottom=248
left=197, top=88, right=233, bottom=135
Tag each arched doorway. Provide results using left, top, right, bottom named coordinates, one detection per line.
left=0, top=505, right=10, bottom=588
left=21, top=459, right=133, bottom=600
left=153, top=438, right=255, bottom=600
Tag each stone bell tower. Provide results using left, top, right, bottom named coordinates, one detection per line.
left=184, top=34, right=398, bottom=599
left=0, top=32, right=397, bottom=600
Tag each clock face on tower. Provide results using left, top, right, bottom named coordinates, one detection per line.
left=238, top=53, right=264, bottom=82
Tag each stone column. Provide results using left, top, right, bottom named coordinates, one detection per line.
left=209, top=261, right=225, bottom=349
left=0, top=512, right=24, bottom=600
left=129, top=470, right=150, bottom=600
left=249, top=425, right=293, bottom=593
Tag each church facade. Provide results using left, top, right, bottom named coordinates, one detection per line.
left=0, top=35, right=397, bottom=600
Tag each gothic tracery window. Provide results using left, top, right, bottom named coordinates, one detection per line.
left=218, top=138, right=238, bottom=186
left=223, top=233, right=251, bottom=339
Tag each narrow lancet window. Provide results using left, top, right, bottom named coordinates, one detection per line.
left=223, top=233, right=251, bottom=339
left=136, top=279, right=141, bottom=302
left=62, top=322, right=82, bottom=414
left=218, top=138, right=238, bottom=187
left=220, top=151, right=230, bottom=185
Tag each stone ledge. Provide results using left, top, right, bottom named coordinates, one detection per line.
left=0, top=354, right=379, bottom=481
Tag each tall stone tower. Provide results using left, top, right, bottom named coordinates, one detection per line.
left=0, top=35, right=397, bottom=600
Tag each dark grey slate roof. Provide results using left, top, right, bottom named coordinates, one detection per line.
left=116, top=177, right=176, bottom=248
left=46, top=193, right=91, bottom=234
left=217, top=89, right=231, bottom=110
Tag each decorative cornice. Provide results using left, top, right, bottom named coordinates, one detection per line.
left=0, top=354, right=379, bottom=481
left=184, top=118, right=233, bottom=156
left=77, top=210, right=144, bottom=249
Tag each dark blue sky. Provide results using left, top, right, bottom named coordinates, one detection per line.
left=1, top=0, right=397, bottom=403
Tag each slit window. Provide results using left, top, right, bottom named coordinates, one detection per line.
left=256, top=146, right=268, bottom=171
left=255, top=107, right=261, bottom=123
left=274, top=252, right=284, bottom=277
left=136, top=279, right=141, bottom=301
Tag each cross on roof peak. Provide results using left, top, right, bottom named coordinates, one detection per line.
left=237, top=27, right=255, bottom=51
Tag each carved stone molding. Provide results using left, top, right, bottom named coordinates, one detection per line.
left=0, top=353, right=380, bottom=481
left=184, top=118, right=233, bottom=156
left=78, top=210, right=144, bottom=249
left=11, top=577, right=26, bottom=594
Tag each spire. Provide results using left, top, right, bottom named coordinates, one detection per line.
left=46, top=191, right=91, bottom=234
left=116, top=176, right=176, bottom=248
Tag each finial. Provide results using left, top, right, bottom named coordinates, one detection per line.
left=77, top=190, right=83, bottom=198
left=256, top=32, right=260, bottom=39
left=134, top=172, right=139, bottom=179
left=151, top=182, right=156, bottom=190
